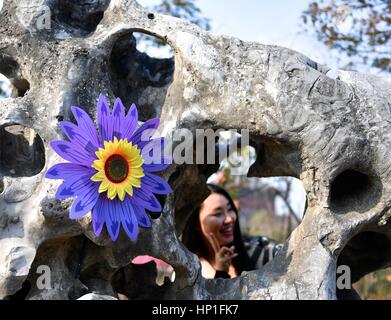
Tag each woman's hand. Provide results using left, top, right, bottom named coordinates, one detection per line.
left=206, top=233, right=238, bottom=272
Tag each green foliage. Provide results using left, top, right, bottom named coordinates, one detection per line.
left=301, top=0, right=391, bottom=73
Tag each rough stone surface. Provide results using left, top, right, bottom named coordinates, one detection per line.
left=0, top=0, right=391, bottom=300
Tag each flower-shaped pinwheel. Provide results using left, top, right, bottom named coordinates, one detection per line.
left=46, top=95, right=172, bottom=241
left=132, top=256, right=175, bottom=286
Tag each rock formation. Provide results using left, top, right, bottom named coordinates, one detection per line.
left=0, top=0, right=390, bottom=300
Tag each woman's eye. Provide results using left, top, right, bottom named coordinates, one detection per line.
left=228, top=209, right=236, bottom=217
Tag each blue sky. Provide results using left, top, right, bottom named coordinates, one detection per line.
left=198, top=0, right=311, bottom=44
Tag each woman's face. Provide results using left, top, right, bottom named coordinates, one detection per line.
left=199, top=193, right=237, bottom=246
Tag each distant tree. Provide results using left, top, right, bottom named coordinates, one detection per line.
left=301, top=0, right=391, bottom=74
left=151, top=0, right=210, bottom=31
left=139, top=0, right=210, bottom=49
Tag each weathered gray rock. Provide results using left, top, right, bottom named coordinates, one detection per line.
left=0, top=0, right=390, bottom=300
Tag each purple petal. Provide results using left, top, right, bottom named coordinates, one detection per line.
left=112, top=98, right=125, bottom=139
left=131, top=118, right=160, bottom=147
left=59, top=121, right=78, bottom=141
left=97, top=95, right=113, bottom=143
left=70, top=106, right=100, bottom=148
left=46, top=163, right=93, bottom=180
left=92, top=196, right=105, bottom=236
left=132, top=188, right=162, bottom=212
left=50, top=140, right=94, bottom=165
left=59, top=121, right=98, bottom=159
left=103, top=198, right=121, bottom=240
left=132, top=203, right=151, bottom=228
left=69, top=184, right=99, bottom=219
left=121, top=103, right=138, bottom=140
left=56, top=183, right=76, bottom=199
left=121, top=201, right=139, bottom=241
left=141, top=173, right=172, bottom=195
left=55, top=175, right=96, bottom=200
left=56, top=181, right=77, bottom=199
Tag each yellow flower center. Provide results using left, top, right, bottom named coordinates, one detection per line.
left=91, top=137, right=145, bottom=201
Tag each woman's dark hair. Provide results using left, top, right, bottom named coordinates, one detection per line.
left=182, top=183, right=254, bottom=274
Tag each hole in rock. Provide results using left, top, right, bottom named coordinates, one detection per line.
left=0, top=73, right=12, bottom=99
left=3, top=280, right=32, bottom=300
left=109, top=32, right=174, bottom=121
left=247, top=134, right=303, bottom=178
left=147, top=193, right=168, bottom=220
left=337, top=232, right=391, bottom=300
left=12, top=78, right=30, bottom=97
left=24, top=236, right=95, bottom=300
left=51, top=0, right=111, bottom=36
left=0, top=56, right=30, bottom=98
left=330, top=170, right=381, bottom=213
left=351, top=267, right=391, bottom=300
left=112, top=256, right=176, bottom=300
left=175, top=131, right=307, bottom=278
left=0, top=124, right=45, bottom=177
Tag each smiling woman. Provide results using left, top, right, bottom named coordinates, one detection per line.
left=182, top=183, right=254, bottom=279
